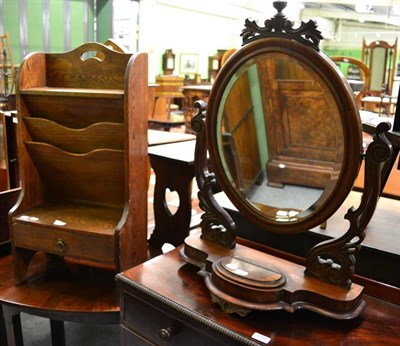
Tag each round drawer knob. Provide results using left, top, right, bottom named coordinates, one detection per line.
left=158, top=327, right=173, bottom=342
left=55, top=238, right=66, bottom=252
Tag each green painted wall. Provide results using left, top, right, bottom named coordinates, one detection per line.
left=2, top=0, right=20, bottom=62
left=0, top=0, right=103, bottom=64
left=96, top=0, right=113, bottom=44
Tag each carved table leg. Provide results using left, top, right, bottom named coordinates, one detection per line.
left=0, top=305, right=24, bottom=346
left=148, top=155, right=194, bottom=248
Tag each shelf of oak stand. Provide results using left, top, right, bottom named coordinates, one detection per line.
left=19, top=87, right=124, bottom=99
left=24, top=141, right=125, bottom=205
left=24, top=117, right=124, bottom=153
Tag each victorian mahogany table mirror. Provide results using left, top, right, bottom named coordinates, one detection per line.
left=181, top=1, right=392, bottom=320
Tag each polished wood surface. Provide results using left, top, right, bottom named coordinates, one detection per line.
left=11, top=43, right=148, bottom=283
left=215, top=187, right=400, bottom=295
left=0, top=252, right=118, bottom=346
left=118, top=247, right=400, bottom=345
left=183, top=232, right=365, bottom=319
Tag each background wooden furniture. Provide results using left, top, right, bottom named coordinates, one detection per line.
left=10, top=43, right=148, bottom=283
left=331, top=56, right=370, bottom=109
left=117, top=247, right=400, bottom=346
left=0, top=33, right=16, bottom=97
left=0, top=110, right=18, bottom=192
left=362, top=38, right=398, bottom=96
left=220, top=48, right=237, bottom=67
left=149, top=75, right=185, bottom=131
left=0, top=189, right=19, bottom=247
left=181, top=85, right=212, bottom=132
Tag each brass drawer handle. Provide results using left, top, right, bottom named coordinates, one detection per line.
left=55, top=238, right=66, bottom=252
left=158, top=327, right=173, bottom=342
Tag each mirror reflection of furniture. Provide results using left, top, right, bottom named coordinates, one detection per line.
left=182, top=2, right=392, bottom=319
left=331, top=56, right=370, bottom=109
left=10, top=43, right=149, bottom=284
left=362, top=38, right=398, bottom=96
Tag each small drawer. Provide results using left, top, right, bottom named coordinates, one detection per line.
left=121, top=291, right=227, bottom=345
left=12, top=222, right=115, bottom=263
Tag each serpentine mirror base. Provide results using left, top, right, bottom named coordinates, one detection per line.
left=182, top=233, right=366, bottom=320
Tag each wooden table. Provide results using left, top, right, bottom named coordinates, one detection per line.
left=0, top=253, right=119, bottom=346
left=148, top=116, right=186, bottom=132
left=148, top=129, right=195, bottom=146
left=147, top=140, right=196, bottom=248
left=117, top=246, right=400, bottom=345
left=181, top=85, right=212, bottom=131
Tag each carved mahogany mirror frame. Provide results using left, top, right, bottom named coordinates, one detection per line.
left=182, top=1, right=392, bottom=320
left=208, top=38, right=362, bottom=235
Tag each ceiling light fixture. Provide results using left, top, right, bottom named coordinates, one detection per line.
left=355, top=3, right=374, bottom=14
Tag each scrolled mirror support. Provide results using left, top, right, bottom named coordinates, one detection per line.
left=191, top=101, right=236, bottom=248
left=305, top=122, right=392, bottom=289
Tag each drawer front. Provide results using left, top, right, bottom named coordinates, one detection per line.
left=121, top=326, right=154, bottom=346
left=12, top=223, right=115, bottom=263
left=121, top=291, right=228, bottom=345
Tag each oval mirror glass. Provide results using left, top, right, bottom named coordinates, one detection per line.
left=207, top=39, right=362, bottom=233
